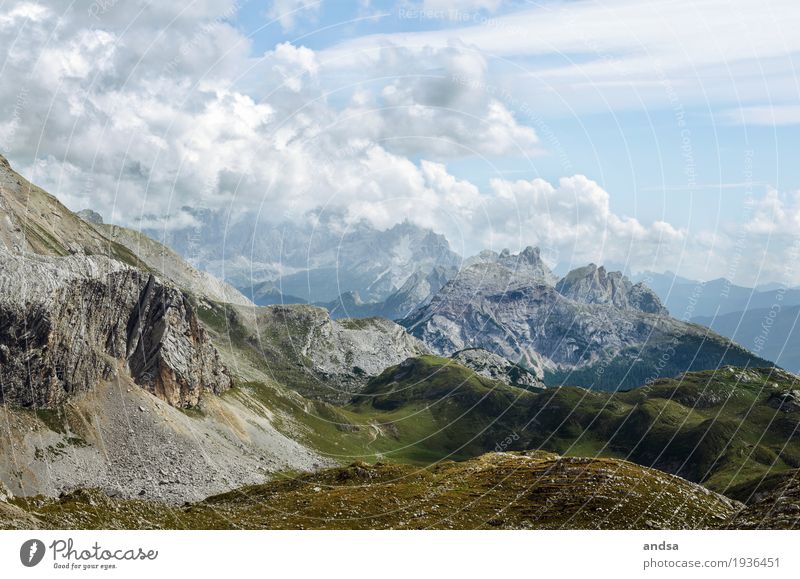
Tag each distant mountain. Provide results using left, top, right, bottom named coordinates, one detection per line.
left=694, top=306, right=800, bottom=373
left=142, top=209, right=462, bottom=304
left=321, top=264, right=457, bottom=320
left=403, top=247, right=773, bottom=390
left=632, top=270, right=800, bottom=318
left=556, top=263, right=667, bottom=314
left=244, top=281, right=308, bottom=306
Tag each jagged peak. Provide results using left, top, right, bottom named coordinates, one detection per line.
left=556, top=262, right=666, bottom=315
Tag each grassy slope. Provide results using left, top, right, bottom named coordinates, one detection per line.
left=340, top=357, right=800, bottom=494
left=6, top=451, right=739, bottom=530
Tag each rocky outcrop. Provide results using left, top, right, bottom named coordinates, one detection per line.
left=0, top=250, right=230, bottom=408
left=556, top=263, right=667, bottom=315
left=0, top=155, right=139, bottom=263
left=76, top=209, right=104, bottom=224
left=252, top=304, right=429, bottom=401
left=728, top=470, right=800, bottom=529
left=767, top=389, right=800, bottom=413
left=380, top=265, right=455, bottom=320
left=0, top=479, right=11, bottom=502
left=452, top=348, right=544, bottom=389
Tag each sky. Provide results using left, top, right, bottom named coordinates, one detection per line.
left=0, top=0, right=799, bottom=285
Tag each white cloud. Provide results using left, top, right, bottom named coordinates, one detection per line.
left=331, top=0, right=800, bottom=114
left=743, top=188, right=800, bottom=235
left=484, top=174, right=686, bottom=268
left=0, top=0, right=795, bottom=287
left=421, top=0, right=504, bottom=14
left=267, top=0, right=322, bottom=32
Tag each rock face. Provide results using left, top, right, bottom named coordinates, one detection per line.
left=452, top=348, right=544, bottom=389
left=252, top=304, right=429, bottom=401
left=0, top=251, right=231, bottom=408
left=556, top=263, right=668, bottom=315
left=767, top=389, right=800, bottom=413
left=728, top=470, right=800, bottom=529
left=465, top=246, right=557, bottom=285
left=0, top=478, right=11, bottom=502
left=403, top=248, right=772, bottom=389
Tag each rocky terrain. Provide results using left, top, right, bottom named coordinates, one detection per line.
left=0, top=155, right=334, bottom=501
left=323, top=265, right=457, bottom=321
left=0, top=375, right=326, bottom=505
left=0, top=451, right=742, bottom=530
left=1, top=153, right=797, bottom=530
left=556, top=263, right=667, bottom=314
left=196, top=301, right=430, bottom=402
left=452, top=348, right=544, bottom=388
left=726, top=469, right=800, bottom=529
left=403, top=247, right=771, bottom=390
left=0, top=155, right=142, bottom=264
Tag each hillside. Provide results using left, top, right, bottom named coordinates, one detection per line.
left=343, top=358, right=800, bottom=493
left=2, top=451, right=740, bottom=530
left=726, top=469, right=800, bottom=529
left=90, top=222, right=253, bottom=307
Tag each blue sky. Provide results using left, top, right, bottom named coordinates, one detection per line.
left=1, top=0, right=799, bottom=284
left=231, top=0, right=799, bottom=232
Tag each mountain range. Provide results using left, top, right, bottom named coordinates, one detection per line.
left=141, top=207, right=461, bottom=305
left=632, top=270, right=800, bottom=319
left=1, top=153, right=798, bottom=529
left=633, top=270, right=800, bottom=373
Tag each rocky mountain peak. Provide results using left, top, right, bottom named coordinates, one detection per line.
left=0, top=155, right=234, bottom=409
left=556, top=263, right=667, bottom=315
left=464, top=246, right=557, bottom=286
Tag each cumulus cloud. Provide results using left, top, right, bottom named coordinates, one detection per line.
left=322, top=44, right=539, bottom=157
left=743, top=188, right=800, bottom=236
left=0, top=0, right=793, bottom=286
left=483, top=175, right=686, bottom=269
